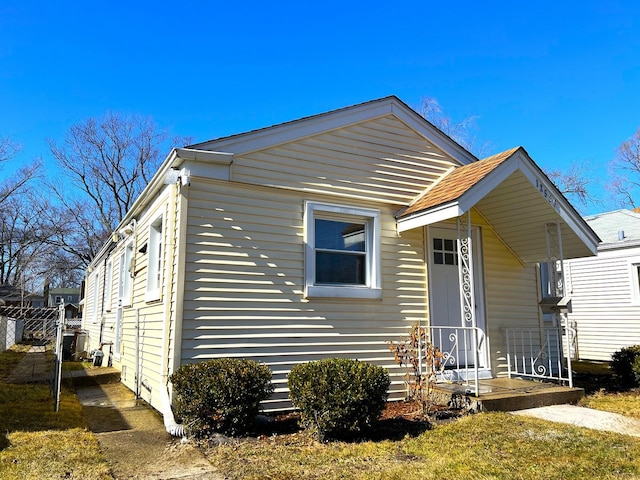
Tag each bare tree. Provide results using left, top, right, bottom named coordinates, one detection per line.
left=44, top=112, right=191, bottom=278
left=417, top=96, right=492, bottom=158
left=0, top=136, right=42, bottom=208
left=418, top=96, right=597, bottom=210
left=609, top=127, right=640, bottom=209
left=546, top=162, right=594, bottom=208
left=0, top=191, right=54, bottom=289
left=47, top=112, right=170, bottom=237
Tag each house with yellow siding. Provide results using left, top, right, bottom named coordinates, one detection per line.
left=82, top=96, right=599, bottom=418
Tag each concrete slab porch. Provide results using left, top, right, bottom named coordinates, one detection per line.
left=433, top=377, right=584, bottom=412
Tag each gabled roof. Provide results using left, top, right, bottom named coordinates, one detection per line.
left=396, top=147, right=600, bottom=264
left=583, top=209, right=640, bottom=249
left=188, top=96, right=478, bottom=165
left=398, top=147, right=519, bottom=217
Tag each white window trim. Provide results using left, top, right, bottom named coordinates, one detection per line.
left=304, top=201, right=381, bottom=299
left=91, top=272, right=100, bottom=323
left=145, top=214, right=164, bottom=302
left=629, top=258, right=640, bottom=305
left=105, top=260, right=113, bottom=312
left=120, top=242, right=134, bottom=307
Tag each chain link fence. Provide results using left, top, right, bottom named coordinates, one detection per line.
left=0, top=306, right=60, bottom=346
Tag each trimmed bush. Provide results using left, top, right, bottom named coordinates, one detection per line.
left=170, top=358, right=273, bottom=438
left=610, top=345, right=640, bottom=387
left=288, top=357, right=390, bottom=440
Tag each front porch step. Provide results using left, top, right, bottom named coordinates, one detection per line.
left=432, top=377, right=584, bottom=412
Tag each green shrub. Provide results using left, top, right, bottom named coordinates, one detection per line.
left=288, top=358, right=390, bottom=440
left=610, top=345, right=640, bottom=386
left=170, top=358, right=273, bottom=438
left=634, top=355, right=640, bottom=386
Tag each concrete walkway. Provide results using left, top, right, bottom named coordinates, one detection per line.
left=4, top=345, right=50, bottom=383
left=513, top=404, right=640, bottom=437
left=77, top=383, right=220, bottom=480
left=6, top=346, right=221, bottom=480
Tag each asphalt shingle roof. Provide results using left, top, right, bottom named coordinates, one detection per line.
left=398, top=146, right=521, bottom=219
left=583, top=209, right=640, bottom=246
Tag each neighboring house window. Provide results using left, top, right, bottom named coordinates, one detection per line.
left=104, top=260, right=113, bottom=311
left=55, top=295, right=63, bottom=304
left=146, top=215, right=164, bottom=301
left=304, top=202, right=381, bottom=299
left=631, top=262, right=640, bottom=304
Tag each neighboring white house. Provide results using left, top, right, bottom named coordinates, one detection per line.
left=81, top=96, right=599, bottom=414
left=566, top=209, right=640, bottom=361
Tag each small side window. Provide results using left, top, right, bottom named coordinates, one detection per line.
left=146, top=215, right=164, bottom=301
left=304, top=202, right=381, bottom=299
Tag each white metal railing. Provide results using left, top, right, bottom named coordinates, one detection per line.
left=425, top=326, right=487, bottom=396
left=505, top=323, right=575, bottom=387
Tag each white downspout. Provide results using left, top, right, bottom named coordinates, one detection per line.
left=159, top=383, right=186, bottom=437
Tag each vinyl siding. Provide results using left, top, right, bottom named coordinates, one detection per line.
left=180, top=178, right=427, bottom=410
left=481, top=222, right=542, bottom=375
left=116, top=192, right=173, bottom=405
left=231, top=116, right=457, bottom=204
left=567, top=247, right=640, bottom=361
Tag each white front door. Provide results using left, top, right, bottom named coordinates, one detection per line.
left=428, top=225, right=486, bottom=368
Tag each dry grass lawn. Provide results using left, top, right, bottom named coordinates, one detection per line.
left=0, top=346, right=112, bottom=480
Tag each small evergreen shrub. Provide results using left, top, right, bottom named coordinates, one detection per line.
left=288, top=357, right=390, bottom=440
left=170, top=358, right=273, bottom=438
left=610, top=345, right=640, bottom=387
left=634, top=355, right=640, bottom=386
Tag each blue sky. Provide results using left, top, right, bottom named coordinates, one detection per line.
left=1, top=1, right=639, bottom=214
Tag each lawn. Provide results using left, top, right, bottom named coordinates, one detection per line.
left=204, top=411, right=640, bottom=480
left=0, top=346, right=112, bottom=480
left=203, top=360, right=640, bottom=480
left=1, top=346, right=639, bottom=480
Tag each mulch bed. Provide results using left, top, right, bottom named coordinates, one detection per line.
left=252, top=400, right=470, bottom=442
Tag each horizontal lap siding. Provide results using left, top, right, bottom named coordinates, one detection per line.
left=567, top=248, right=640, bottom=361
left=118, top=194, right=171, bottom=405
left=482, top=225, right=541, bottom=375
left=231, top=117, right=456, bottom=204
left=82, top=268, right=103, bottom=354
left=181, top=180, right=427, bottom=409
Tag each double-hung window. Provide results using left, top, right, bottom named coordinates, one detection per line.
left=146, top=215, right=164, bottom=302
left=304, top=202, right=381, bottom=299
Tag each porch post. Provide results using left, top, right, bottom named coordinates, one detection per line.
left=457, top=212, right=476, bottom=330
left=457, top=212, right=479, bottom=393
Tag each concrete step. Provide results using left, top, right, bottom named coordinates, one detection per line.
left=432, top=378, right=585, bottom=412
left=62, top=366, right=121, bottom=387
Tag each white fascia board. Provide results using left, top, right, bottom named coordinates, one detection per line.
left=512, top=154, right=600, bottom=255
left=598, top=240, right=640, bottom=251
left=172, top=148, right=233, bottom=166
left=200, top=99, right=398, bottom=155
left=195, top=97, right=478, bottom=165
left=457, top=158, right=521, bottom=213
left=397, top=203, right=464, bottom=232
left=389, top=102, right=478, bottom=166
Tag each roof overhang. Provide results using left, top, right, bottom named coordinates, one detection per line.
left=397, top=148, right=600, bottom=264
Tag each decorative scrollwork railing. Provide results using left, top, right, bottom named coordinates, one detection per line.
left=504, top=324, right=575, bottom=387
left=425, top=325, right=487, bottom=396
